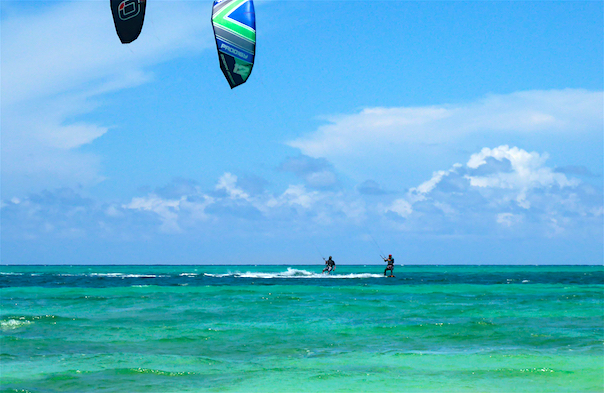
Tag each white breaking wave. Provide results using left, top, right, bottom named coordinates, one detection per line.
left=1, top=319, right=32, bottom=330
left=89, top=273, right=161, bottom=278
left=204, top=268, right=383, bottom=279
left=55, top=273, right=164, bottom=278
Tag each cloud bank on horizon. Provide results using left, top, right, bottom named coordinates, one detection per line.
left=3, top=144, right=601, bottom=245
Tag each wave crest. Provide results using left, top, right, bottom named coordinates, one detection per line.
left=1, top=319, right=32, bottom=330
left=204, top=268, right=383, bottom=279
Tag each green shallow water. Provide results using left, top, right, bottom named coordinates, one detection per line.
left=1, top=265, right=602, bottom=392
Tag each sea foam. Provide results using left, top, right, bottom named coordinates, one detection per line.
left=204, top=267, right=383, bottom=279
left=1, top=319, right=32, bottom=330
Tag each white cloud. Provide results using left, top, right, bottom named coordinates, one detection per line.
left=275, top=185, right=320, bottom=209
left=125, top=194, right=185, bottom=233
left=124, top=182, right=216, bottom=233
left=385, top=145, right=601, bottom=237
left=466, top=146, right=578, bottom=189
left=409, top=166, right=461, bottom=202
left=216, top=173, right=250, bottom=200
left=497, top=212, right=523, bottom=227
left=121, top=174, right=363, bottom=231
left=1, top=2, right=213, bottom=195
left=114, top=146, right=599, bottom=238
left=288, top=89, right=603, bottom=183
left=386, top=199, right=413, bottom=218
left=2, top=150, right=601, bottom=243
left=463, top=145, right=580, bottom=210
left=2, top=2, right=210, bottom=106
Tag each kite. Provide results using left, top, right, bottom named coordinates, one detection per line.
left=110, top=0, right=146, bottom=44
left=211, top=0, right=256, bottom=88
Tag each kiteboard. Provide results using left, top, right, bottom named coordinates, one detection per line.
left=388, top=275, right=395, bottom=278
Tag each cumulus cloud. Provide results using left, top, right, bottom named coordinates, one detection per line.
left=1, top=2, right=212, bottom=195
left=287, top=89, right=603, bottom=183
left=385, top=145, right=602, bottom=237
left=120, top=173, right=362, bottom=234
left=125, top=194, right=188, bottom=233
left=216, top=173, right=250, bottom=200
left=2, top=146, right=601, bottom=242
left=464, top=146, right=580, bottom=207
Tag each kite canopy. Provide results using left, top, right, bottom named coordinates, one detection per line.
left=212, top=0, right=256, bottom=88
left=110, top=0, right=146, bottom=44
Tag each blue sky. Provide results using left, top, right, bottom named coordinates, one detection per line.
left=2, top=0, right=602, bottom=265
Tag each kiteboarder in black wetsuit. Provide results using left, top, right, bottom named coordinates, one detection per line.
left=322, top=256, right=336, bottom=274
left=384, top=254, right=394, bottom=277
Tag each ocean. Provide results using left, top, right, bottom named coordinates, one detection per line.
left=1, top=265, right=602, bottom=392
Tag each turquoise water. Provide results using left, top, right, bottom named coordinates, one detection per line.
left=1, top=265, right=602, bottom=392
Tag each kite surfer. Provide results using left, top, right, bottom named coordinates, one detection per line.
left=384, top=254, right=394, bottom=277
left=322, top=256, right=336, bottom=274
